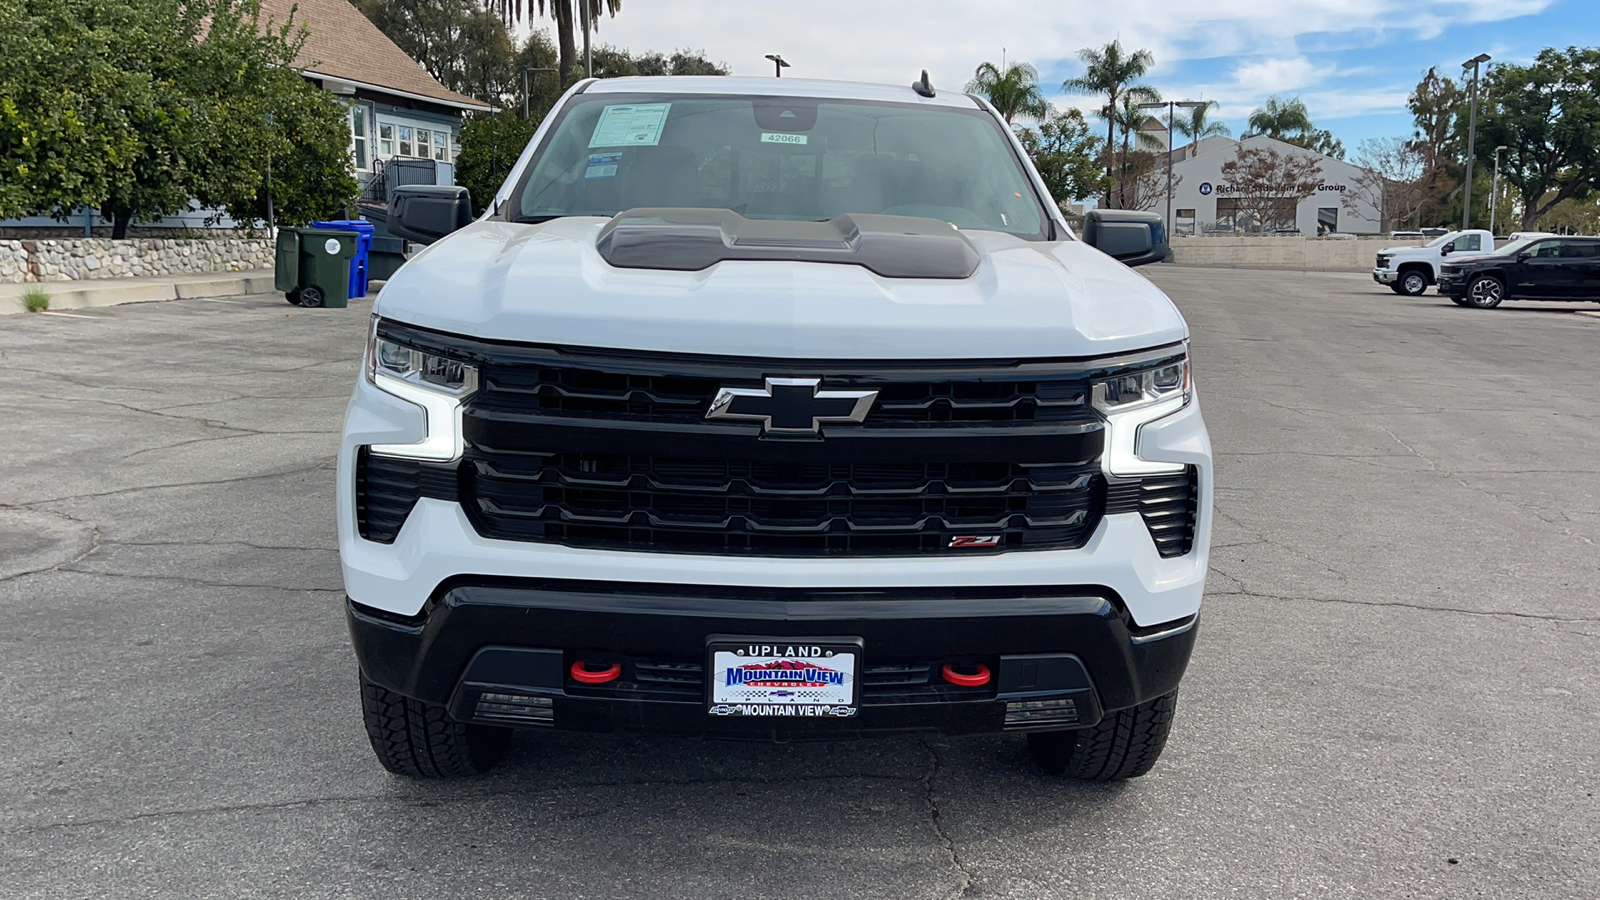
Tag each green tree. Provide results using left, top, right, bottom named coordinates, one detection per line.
left=455, top=111, right=540, bottom=213
left=1247, top=96, right=1313, bottom=139
left=0, top=0, right=354, bottom=237
left=1406, top=66, right=1466, bottom=226
left=1173, top=100, right=1229, bottom=158
left=966, top=61, right=1049, bottom=125
left=355, top=0, right=519, bottom=105
left=1476, top=46, right=1600, bottom=229
left=1062, top=40, right=1158, bottom=207
left=1017, top=108, right=1106, bottom=205
left=1109, top=92, right=1165, bottom=207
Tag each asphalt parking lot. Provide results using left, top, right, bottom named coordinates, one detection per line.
left=2, top=267, right=1597, bottom=899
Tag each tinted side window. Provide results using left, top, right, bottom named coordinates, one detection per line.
left=1527, top=241, right=1562, bottom=259
left=1558, top=240, right=1600, bottom=258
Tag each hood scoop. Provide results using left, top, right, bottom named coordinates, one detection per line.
left=595, top=208, right=981, bottom=279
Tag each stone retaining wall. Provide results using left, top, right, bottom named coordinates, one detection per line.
left=1170, top=236, right=1425, bottom=271
left=0, top=238, right=273, bottom=283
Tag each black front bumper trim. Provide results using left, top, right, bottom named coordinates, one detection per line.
left=348, top=579, right=1197, bottom=739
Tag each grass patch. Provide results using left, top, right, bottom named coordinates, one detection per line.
left=23, top=287, right=50, bottom=313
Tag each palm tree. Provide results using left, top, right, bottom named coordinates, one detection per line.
left=1062, top=40, right=1157, bottom=206
left=1110, top=92, right=1164, bottom=207
left=1247, top=96, right=1313, bottom=141
left=485, top=1, right=621, bottom=84
left=1174, top=100, right=1229, bottom=158
left=966, top=61, right=1049, bottom=125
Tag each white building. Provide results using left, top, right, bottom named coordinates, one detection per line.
left=1165, top=134, right=1382, bottom=237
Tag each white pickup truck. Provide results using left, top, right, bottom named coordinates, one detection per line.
left=1372, top=229, right=1496, bottom=296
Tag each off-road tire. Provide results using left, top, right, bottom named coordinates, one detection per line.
left=360, top=673, right=511, bottom=778
left=1397, top=269, right=1429, bottom=296
left=1389, top=283, right=1407, bottom=295
left=1449, top=296, right=1472, bottom=306
left=1027, top=692, right=1178, bottom=781
left=1467, top=275, right=1505, bottom=309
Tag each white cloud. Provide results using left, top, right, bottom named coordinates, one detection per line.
left=566, top=0, right=1555, bottom=86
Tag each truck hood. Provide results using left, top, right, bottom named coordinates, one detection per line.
left=374, top=217, right=1188, bottom=360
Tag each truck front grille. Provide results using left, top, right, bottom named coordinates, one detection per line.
left=362, top=322, right=1139, bottom=557
left=461, top=451, right=1103, bottom=555
left=1376, top=253, right=1392, bottom=268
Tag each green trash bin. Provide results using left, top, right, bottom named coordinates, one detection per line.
left=275, top=227, right=358, bottom=308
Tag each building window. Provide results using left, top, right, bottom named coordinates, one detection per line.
left=379, top=123, right=394, bottom=157
left=451, top=133, right=461, bottom=162
left=1317, top=207, right=1338, bottom=236
left=398, top=125, right=413, bottom=157
left=433, top=131, right=449, bottom=161
left=350, top=106, right=368, bottom=169
left=1216, top=197, right=1296, bottom=234
left=416, top=129, right=431, bottom=160
left=1175, top=208, right=1196, bottom=237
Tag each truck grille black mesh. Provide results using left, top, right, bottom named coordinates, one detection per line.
left=354, top=323, right=1176, bottom=557
left=477, top=361, right=1090, bottom=426
left=460, top=451, right=1103, bottom=555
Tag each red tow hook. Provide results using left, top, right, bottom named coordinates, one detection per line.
left=570, top=660, right=623, bottom=684
left=941, top=662, right=991, bottom=687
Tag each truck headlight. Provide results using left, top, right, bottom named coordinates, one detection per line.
left=1092, top=347, right=1191, bottom=476
left=365, top=317, right=478, bottom=461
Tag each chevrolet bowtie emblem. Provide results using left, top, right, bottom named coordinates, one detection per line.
left=706, top=377, right=878, bottom=433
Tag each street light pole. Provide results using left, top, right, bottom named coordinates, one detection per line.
left=580, top=1, right=592, bottom=79
left=765, top=54, right=790, bottom=77
left=1461, top=53, right=1490, bottom=230
left=1139, top=100, right=1205, bottom=239
left=1490, top=145, right=1506, bottom=234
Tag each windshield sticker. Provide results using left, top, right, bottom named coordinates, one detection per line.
left=589, top=103, right=670, bottom=148
left=760, top=132, right=808, bottom=145
left=584, top=152, right=622, bottom=180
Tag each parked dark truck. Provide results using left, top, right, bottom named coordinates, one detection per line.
left=340, top=76, right=1212, bottom=780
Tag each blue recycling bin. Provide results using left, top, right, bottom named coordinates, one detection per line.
left=312, top=219, right=375, bottom=298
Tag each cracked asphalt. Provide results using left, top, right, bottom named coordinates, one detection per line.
left=2, top=269, right=1597, bottom=899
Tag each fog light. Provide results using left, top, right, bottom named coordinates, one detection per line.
left=1004, top=697, right=1083, bottom=728
left=474, top=691, right=554, bottom=725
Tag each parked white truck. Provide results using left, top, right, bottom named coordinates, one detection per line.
left=1372, top=229, right=1496, bottom=296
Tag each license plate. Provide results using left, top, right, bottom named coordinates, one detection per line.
left=706, top=637, right=861, bottom=718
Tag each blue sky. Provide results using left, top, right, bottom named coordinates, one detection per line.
left=568, top=0, right=1600, bottom=158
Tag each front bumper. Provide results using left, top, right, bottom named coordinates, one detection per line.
left=1372, top=269, right=1397, bottom=284
left=348, top=581, right=1198, bottom=739
left=1437, top=274, right=1467, bottom=296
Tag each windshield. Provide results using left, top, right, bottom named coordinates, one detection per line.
left=1423, top=233, right=1455, bottom=248
left=509, top=93, right=1049, bottom=239
left=1489, top=236, right=1540, bottom=256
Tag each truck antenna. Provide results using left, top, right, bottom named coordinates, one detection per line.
left=912, top=70, right=935, bottom=98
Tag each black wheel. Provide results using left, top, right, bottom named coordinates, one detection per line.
left=284, top=289, right=301, bottom=305
left=1397, top=270, right=1429, bottom=296
left=1450, top=296, right=1472, bottom=306
left=1388, top=283, right=1407, bottom=295
left=1466, top=275, right=1504, bottom=309
left=1027, top=692, right=1178, bottom=781
left=359, top=672, right=511, bottom=778
left=298, top=286, right=324, bottom=308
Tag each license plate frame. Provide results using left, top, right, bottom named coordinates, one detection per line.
left=705, top=635, right=863, bottom=718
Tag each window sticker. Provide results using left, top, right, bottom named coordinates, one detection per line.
left=589, top=103, right=671, bottom=148
left=584, top=152, right=622, bottom=180
left=760, top=132, right=808, bottom=145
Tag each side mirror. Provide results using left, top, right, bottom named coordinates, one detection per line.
left=1441, top=242, right=1454, bottom=255
left=1083, top=209, right=1170, bottom=267
left=388, top=185, right=472, bottom=245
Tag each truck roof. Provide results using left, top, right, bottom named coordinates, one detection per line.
left=583, top=75, right=981, bottom=109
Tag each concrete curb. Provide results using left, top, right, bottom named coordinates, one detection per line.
left=0, top=270, right=275, bottom=315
